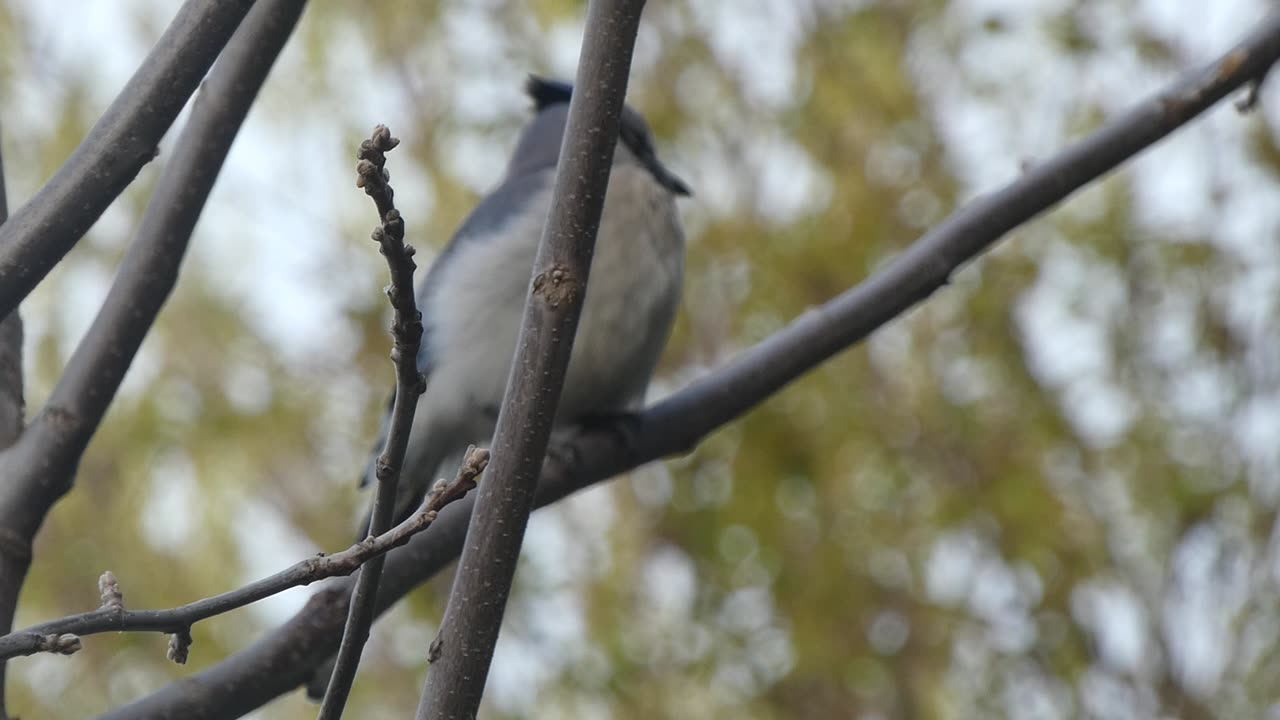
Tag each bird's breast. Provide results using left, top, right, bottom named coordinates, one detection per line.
left=560, top=165, right=685, bottom=417
left=420, top=163, right=683, bottom=431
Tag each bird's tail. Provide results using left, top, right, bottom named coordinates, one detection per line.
left=353, top=433, right=456, bottom=541
left=316, top=447, right=452, bottom=702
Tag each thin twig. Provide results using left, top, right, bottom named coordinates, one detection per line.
left=0, top=452, right=481, bottom=663
left=98, top=10, right=1280, bottom=720
left=316, top=124, right=426, bottom=720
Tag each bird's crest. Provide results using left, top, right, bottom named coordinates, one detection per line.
left=526, top=75, right=573, bottom=111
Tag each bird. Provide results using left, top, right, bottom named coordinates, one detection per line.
left=358, top=75, right=690, bottom=532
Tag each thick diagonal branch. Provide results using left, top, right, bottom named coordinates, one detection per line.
left=98, top=10, right=1280, bottom=720
left=414, top=1, right=649, bottom=717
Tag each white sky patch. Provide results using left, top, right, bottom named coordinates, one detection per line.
left=1015, top=241, right=1140, bottom=447
left=1015, top=244, right=1115, bottom=386
left=232, top=500, right=318, bottom=623
left=642, top=544, right=698, bottom=619
left=443, top=6, right=510, bottom=77
left=222, top=360, right=274, bottom=416
left=16, top=0, right=152, bottom=107
left=1137, top=0, right=1264, bottom=57
left=1059, top=380, right=1138, bottom=448
left=926, top=528, right=984, bottom=606
left=1072, top=579, right=1150, bottom=675
left=19, top=650, right=72, bottom=706
left=750, top=130, right=833, bottom=224
left=51, top=261, right=112, bottom=360
left=547, top=20, right=588, bottom=78
left=521, top=508, right=587, bottom=588
left=690, top=0, right=809, bottom=110
left=487, top=631, right=554, bottom=715
left=1162, top=523, right=1251, bottom=697
left=1129, top=127, right=1219, bottom=238
left=140, top=449, right=200, bottom=552
left=719, top=586, right=773, bottom=635
left=1238, top=392, right=1280, bottom=502
left=441, top=127, right=513, bottom=194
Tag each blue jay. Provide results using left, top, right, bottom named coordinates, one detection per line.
left=360, top=76, right=690, bottom=527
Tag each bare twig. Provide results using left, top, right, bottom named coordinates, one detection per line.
left=0, top=0, right=256, bottom=320
left=98, top=10, right=1280, bottom=720
left=0, top=450, right=482, bottom=664
left=0, top=2, right=304, bottom=714
left=316, top=124, right=426, bottom=719
left=416, top=1, right=647, bottom=716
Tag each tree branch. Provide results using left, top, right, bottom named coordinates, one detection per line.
left=98, top=9, right=1280, bottom=720
left=0, top=0, right=256, bottom=321
left=0, top=120, right=27, bottom=720
left=415, top=1, right=648, bottom=716
left=315, top=124, right=426, bottom=719
left=0, top=2, right=304, bottom=716
left=0, top=150, right=22, bottom=454
left=0, top=451, right=482, bottom=664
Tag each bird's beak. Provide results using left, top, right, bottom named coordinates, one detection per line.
left=644, top=155, right=692, bottom=197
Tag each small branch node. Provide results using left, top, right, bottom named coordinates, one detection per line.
left=166, top=628, right=192, bottom=665
left=98, top=570, right=124, bottom=610
left=370, top=125, right=400, bottom=152
left=1234, top=57, right=1275, bottom=113
left=429, top=478, right=448, bottom=496
left=354, top=159, right=378, bottom=188
left=42, top=633, right=82, bottom=655
left=374, top=456, right=393, bottom=482
left=532, top=264, right=582, bottom=309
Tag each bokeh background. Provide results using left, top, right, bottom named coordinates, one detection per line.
left=2, top=0, right=1280, bottom=717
